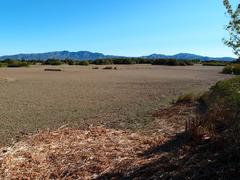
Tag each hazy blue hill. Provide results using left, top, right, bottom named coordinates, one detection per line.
left=0, top=51, right=116, bottom=61
left=144, top=53, right=235, bottom=61
left=0, top=51, right=235, bottom=61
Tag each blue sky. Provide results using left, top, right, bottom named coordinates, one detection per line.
left=0, top=0, right=238, bottom=57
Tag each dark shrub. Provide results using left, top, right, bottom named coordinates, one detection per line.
left=222, top=65, right=233, bottom=74
left=64, top=59, right=75, bottom=65
left=167, top=59, right=178, bottom=66
left=43, top=59, right=62, bottom=65
left=0, top=63, right=7, bottom=67
left=77, top=61, right=89, bottom=66
left=233, top=65, right=240, bottom=75
left=7, top=61, right=29, bottom=67
left=176, top=93, right=200, bottom=104
left=202, top=62, right=227, bottom=66
left=113, top=58, right=136, bottom=64
left=200, top=77, right=240, bottom=142
left=178, top=61, right=186, bottom=66
left=184, top=61, right=194, bottom=65
left=151, top=59, right=193, bottom=66
left=93, top=59, right=113, bottom=65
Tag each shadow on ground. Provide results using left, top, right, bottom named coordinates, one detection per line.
left=97, top=132, right=240, bottom=180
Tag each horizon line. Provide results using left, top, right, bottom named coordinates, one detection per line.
left=0, top=50, right=236, bottom=58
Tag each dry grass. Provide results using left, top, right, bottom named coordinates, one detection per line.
left=0, top=126, right=164, bottom=179
left=0, top=64, right=231, bottom=146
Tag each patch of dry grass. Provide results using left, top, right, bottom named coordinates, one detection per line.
left=0, top=126, right=164, bottom=179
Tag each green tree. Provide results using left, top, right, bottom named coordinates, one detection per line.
left=223, top=0, right=240, bottom=61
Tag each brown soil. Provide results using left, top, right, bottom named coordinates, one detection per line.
left=1, top=103, right=238, bottom=179
left=0, top=64, right=231, bottom=146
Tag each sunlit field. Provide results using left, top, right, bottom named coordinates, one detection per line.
left=0, top=64, right=230, bottom=146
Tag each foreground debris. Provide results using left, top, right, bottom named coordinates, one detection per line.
left=0, top=102, right=239, bottom=179
left=0, top=127, right=164, bottom=179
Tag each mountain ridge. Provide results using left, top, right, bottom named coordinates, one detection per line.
left=0, top=51, right=235, bottom=61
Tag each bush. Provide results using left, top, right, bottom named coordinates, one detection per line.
left=76, top=61, right=89, bottom=66
left=233, top=65, right=240, bottom=75
left=113, top=58, right=136, bottom=64
left=0, top=63, right=7, bottom=67
left=92, top=59, right=113, bottom=65
left=222, top=64, right=240, bottom=75
left=184, top=61, right=194, bottom=66
left=200, top=77, right=240, bottom=142
left=7, top=61, right=29, bottom=67
left=176, top=93, right=200, bottom=104
left=64, top=59, right=75, bottom=65
left=202, top=62, right=227, bottom=66
left=151, top=59, right=193, bottom=66
left=43, top=59, right=62, bottom=65
left=222, top=65, right=233, bottom=74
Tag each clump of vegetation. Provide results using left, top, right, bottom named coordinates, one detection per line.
left=76, top=61, right=89, bottom=66
left=63, top=59, right=75, bottom=65
left=202, top=61, right=227, bottom=66
left=6, top=61, right=29, bottom=67
left=233, top=64, right=240, bottom=75
left=93, top=59, right=113, bottom=65
left=43, top=59, right=62, bottom=66
left=222, top=64, right=240, bottom=75
left=222, top=65, right=233, bottom=74
left=91, top=58, right=198, bottom=66
left=176, top=93, right=200, bottom=104
left=200, top=76, right=240, bottom=142
left=152, top=59, right=193, bottom=66
left=0, top=63, right=7, bottom=67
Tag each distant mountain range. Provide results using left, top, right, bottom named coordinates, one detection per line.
left=0, top=51, right=235, bottom=61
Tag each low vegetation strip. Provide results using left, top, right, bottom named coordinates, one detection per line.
left=222, top=64, right=240, bottom=75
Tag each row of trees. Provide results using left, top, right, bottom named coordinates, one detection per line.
left=0, top=58, right=200, bottom=66
left=1, top=58, right=237, bottom=67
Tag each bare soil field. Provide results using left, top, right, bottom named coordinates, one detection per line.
left=0, top=64, right=231, bottom=146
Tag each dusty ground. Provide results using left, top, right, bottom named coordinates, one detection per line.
left=0, top=64, right=231, bottom=146
left=1, top=104, right=238, bottom=179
